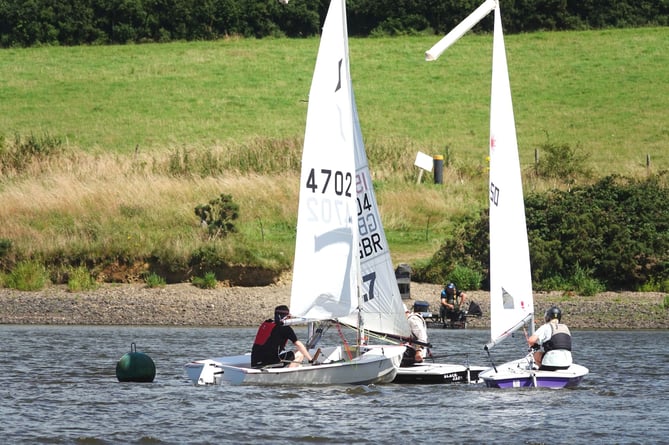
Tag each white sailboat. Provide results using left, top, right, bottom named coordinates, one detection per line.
left=426, top=0, right=587, bottom=388
left=185, top=0, right=407, bottom=386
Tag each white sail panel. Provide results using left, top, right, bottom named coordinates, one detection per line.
left=290, top=0, right=358, bottom=321
left=488, top=6, right=534, bottom=344
left=337, top=96, right=411, bottom=338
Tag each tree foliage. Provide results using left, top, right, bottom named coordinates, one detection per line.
left=414, top=173, right=669, bottom=291
left=1, top=0, right=668, bottom=47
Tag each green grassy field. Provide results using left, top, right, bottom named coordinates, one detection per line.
left=2, top=28, right=668, bottom=167
left=1, top=28, right=668, bottom=280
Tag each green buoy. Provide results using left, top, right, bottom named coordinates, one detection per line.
left=116, top=342, right=156, bottom=383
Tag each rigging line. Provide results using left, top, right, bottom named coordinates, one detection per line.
left=335, top=322, right=353, bottom=360
left=307, top=322, right=329, bottom=349
left=484, top=345, right=498, bottom=373
left=345, top=323, right=432, bottom=348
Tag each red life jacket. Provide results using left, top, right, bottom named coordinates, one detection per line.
left=253, top=320, right=276, bottom=346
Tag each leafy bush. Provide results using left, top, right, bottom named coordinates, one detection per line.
left=5, top=260, right=50, bottom=291
left=525, top=174, right=669, bottom=290
left=569, top=263, right=605, bottom=296
left=417, top=174, right=669, bottom=291
left=411, top=213, right=486, bottom=284
left=144, top=272, right=166, bottom=288
left=446, top=265, right=483, bottom=291
left=195, top=194, right=239, bottom=238
left=67, top=266, right=98, bottom=292
left=192, top=272, right=217, bottom=289
left=533, top=140, right=591, bottom=183
left=639, top=277, right=669, bottom=293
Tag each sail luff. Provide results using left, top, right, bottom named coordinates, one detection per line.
left=487, top=5, right=534, bottom=346
left=289, top=0, right=358, bottom=322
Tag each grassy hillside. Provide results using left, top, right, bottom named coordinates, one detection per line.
left=1, top=28, right=668, bottom=282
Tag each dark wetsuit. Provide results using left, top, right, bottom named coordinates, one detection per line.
left=440, top=289, right=465, bottom=323
left=251, top=320, right=298, bottom=367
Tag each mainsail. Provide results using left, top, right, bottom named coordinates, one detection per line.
left=426, top=1, right=533, bottom=348
left=487, top=5, right=534, bottom=347
left=290, top=0, right=358, bottom=321
left=290, top=0, right=410, bottom=340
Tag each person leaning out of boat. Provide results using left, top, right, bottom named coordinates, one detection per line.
left=251, top=305, right=313, bottom=368
left=440, top=282, right=466, bottom=325
left=401, top=304, right=429, bottom=366
left=527, top=306, right=573, bottom=371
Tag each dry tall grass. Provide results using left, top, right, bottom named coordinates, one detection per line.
left=1, top=133, right=663, bottom=273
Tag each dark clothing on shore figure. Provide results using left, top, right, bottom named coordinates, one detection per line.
left=440, top=282, right=467, bottom=325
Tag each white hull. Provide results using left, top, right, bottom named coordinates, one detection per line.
left=479, top=355, right=589, bottom=389
left=185, top=345, right=404, bottom=386
left=394, top=362, right=487, bottom=384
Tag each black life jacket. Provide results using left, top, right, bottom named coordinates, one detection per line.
left=543, top=322, right=572, bottom=352
left=253, top=320, right=276, bottom=346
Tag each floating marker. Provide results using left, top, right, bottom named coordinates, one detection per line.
left=116, top=342, right=156, bottom=383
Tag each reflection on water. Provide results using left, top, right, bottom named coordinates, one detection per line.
left=1, top=326, right=668, bottom=444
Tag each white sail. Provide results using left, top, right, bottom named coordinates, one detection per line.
left=290, top=0, right=358, bottom=321
left=424, top=1, right=587, bottom=388
left=487, top=5, right=534, bottom=347
left=290, top=0, right=409, bottom=341
left=337, top=96, right=411, bottom=338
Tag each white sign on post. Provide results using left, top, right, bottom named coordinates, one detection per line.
left=414, top=151, right=434, bottom=171
left=414, top=151, right=433, bottom=184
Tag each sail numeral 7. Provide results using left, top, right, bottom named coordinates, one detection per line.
left=362, top=271, right=376, bottom=302
left=490, top=182, right=500, bottom=206
left=306, top=168, right=352, bottom=197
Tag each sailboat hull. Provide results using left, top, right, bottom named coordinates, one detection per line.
left=393, top=362, right=487, bottom=384
left=185, top=345, right=404, bottom=386
left=479, top=358, right=589, bottom=389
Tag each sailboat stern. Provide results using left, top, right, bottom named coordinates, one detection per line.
left=184, top=359, right=225, bottom=386
left=480, top=360, right=589, bottom=389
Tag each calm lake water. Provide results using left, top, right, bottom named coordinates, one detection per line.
left=1, top=325, right=668, bottom=444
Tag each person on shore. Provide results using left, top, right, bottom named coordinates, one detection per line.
left=251, top=305, right=312, bottom=368
left=440, top=282, right=466, bottom=327
left=401, top=304, right=429, bottom=366
left=527, top=306, right=573, bottom=370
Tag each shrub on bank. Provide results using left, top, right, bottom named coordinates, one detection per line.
left=67, top=266, right=99, bottom=292
left=192, top=272, right=217, bottom=289
left=415, top=173, right=669, bottom=292
left=5, top=260, right=50, bottom=291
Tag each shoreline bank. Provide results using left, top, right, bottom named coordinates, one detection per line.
left=1, top=282, right=667, bottom=329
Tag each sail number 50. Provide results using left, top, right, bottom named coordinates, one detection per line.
left=306, top=168, right=352, bottom=197
left=490, top=182, right=500, bottom=206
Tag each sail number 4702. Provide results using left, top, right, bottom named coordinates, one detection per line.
left=306, top=168, right=352, bottom=197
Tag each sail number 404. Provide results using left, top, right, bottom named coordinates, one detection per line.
left=306, top=168, right=352, bottom=197
left=490, top=182, right=500, bottom=206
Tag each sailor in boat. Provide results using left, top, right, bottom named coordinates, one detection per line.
left=251, top=305, right=313, bottom=368
left=527, top=306, right=573, bottom=371
left=401, top=304, right=429, bottom=366
left=440, top=283, right=467, bottom=327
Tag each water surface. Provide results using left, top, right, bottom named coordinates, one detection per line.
left=2, top=326, right=667, bottom=444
